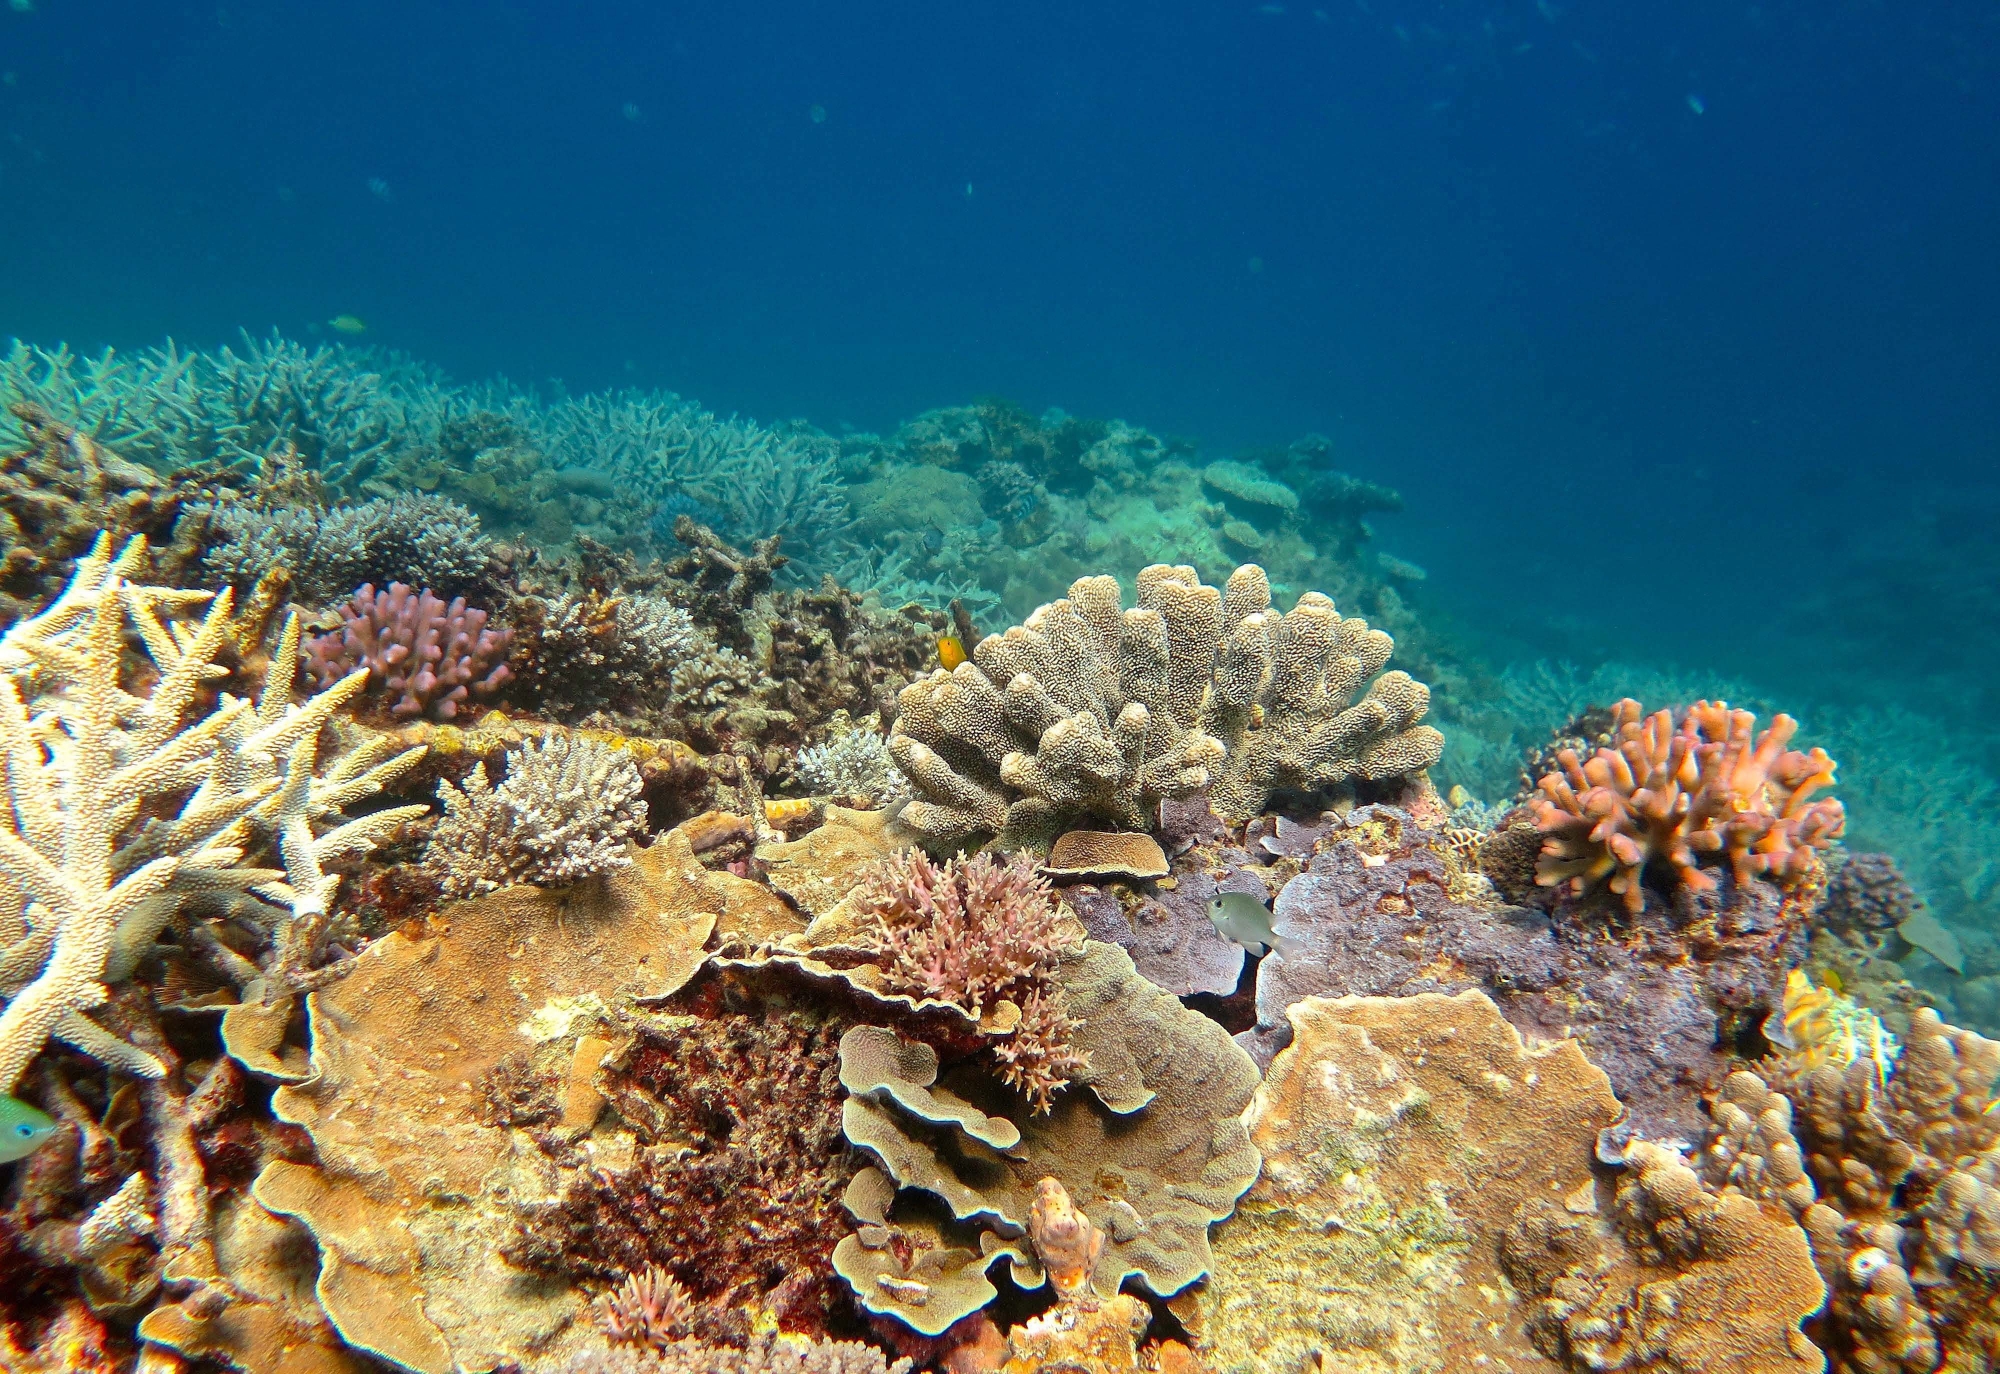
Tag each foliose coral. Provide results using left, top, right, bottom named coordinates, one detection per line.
left=304, top=581, right=514, bottom=720
left=198, top=491, right=491, bottom=604
left=1532, top=697, right=1845, bottom=914
left=888, top=562, right=1440, bottom=850
left=424, top=735, right=649, bottom=898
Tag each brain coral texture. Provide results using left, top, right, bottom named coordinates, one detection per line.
left=1532, top=697, right=1845, bottom=913
left=887, top=561, right=1441, bottom=849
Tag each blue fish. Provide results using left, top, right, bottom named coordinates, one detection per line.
left=1, top=1095, right=56, bottom=1163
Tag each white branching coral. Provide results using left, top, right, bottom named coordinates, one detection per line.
left=424, top=734, right=648, bottom=898
left=795, top=713, right=910, bottom=808
left=0, top=535, right=427, bottom=1094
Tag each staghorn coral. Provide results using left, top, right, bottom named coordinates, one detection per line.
left=853, top=850, right=1086, bottom=1112
left=1532, top=698, right=1846, bottom=915
left=0, top=536, right=421, bottom=1094
left=888, top=563, right=1441, bottom=850
left=196, top=490, right=491, bottom=605
left=304, top=580, right=514, bottom=720
left=424, top=734, right=649, bottom=898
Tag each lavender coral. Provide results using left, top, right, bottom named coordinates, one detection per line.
left=1532, top=697, right=1846, bottom=914
left=424, top=736, right=648, bottom=898
left=304, top=581, right=513, bottom=720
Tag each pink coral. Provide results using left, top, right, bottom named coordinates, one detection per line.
left=1532, top=698, right=1845, bottom=914
left=858, top=851, right=1066, bottom=1013
left=598, top=1265, right=697, bottom=1349
left=856, top=851, right=1087, bottom=1113
left=304, top=581, right=513, bottom=720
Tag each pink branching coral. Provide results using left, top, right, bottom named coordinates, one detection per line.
left=304, top=581, right=513, bottom=720
left=598, top=1265, right=697, bottom=1350
left=856, top=851, right=1087, bottom=1112
left=1531, top=698, right=1845, bottom=914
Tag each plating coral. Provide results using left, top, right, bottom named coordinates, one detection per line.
left=1531, top=697, right=1845, bottom=914
left=424, top=735, right=648, bottom=898
left=304, top=581, right=514, bottom=720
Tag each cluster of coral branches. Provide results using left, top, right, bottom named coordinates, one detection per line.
left=1531, top=697, right=1846, bottom=913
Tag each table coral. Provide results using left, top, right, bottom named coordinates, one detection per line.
left=304, top=580, right=514, bottom=721
left=1197, top=990, right=1823, bottom=1374
left=1531, top=698, right=1845, bottom=915
left=888, top=562, right=1440, bottom=850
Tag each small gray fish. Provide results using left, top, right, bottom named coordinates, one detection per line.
left=1207, top=891, right=1299, bottom=959
left=1, top=1095, right=56, bottom=1164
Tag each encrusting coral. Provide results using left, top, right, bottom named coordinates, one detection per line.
left=1199, top=989, right=1824, bottom=1374
left=423, top=734, right=649, bottom=897
left=1532, top=697, right=1846, bottom=914
left=888, top=562, right=1441, bottom=850
left=303, top=579, right=514, bottom=720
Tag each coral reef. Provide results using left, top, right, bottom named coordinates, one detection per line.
left=197, top=490, right=492, bottom=605
left=1199, top=990, right=1823, bottom=1373
left=889, top=562, right=1440, bottom=850
left=424, top=734, right=649, bottom=897
left=303, top=580, right=514, bottom=720
left=794, top=715, right=911, bottom=809
left=541, top=1333, right=914, bottom=1373
left=1532, top=698, right=1845, bottom=915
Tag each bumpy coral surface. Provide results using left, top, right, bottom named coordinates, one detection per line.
left=304, top=580, right=514, bottom=720
left=1201, top=990, right=1824, bottom=1374
left=1532, top=698, right=1845, bottom=914
left=424, top=734, right=649, bottom=897
left=889, top=562, right=1440, bottom=849
left=508, top=588, right=694, bottom=722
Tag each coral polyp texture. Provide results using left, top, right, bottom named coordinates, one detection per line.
left=424, top=734, right=649, bottom=898
left=303, top=580, right=514, bottom=720
left=887, top=561, right=1441, bottom=849
left=1531, top=697, right=1846, bottom=914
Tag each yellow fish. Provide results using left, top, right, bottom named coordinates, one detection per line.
left=328, top=315, right=368, bottom=335
left=937, top=635, right=967, bottom=670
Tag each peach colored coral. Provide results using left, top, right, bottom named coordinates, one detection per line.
left=1531, top=698, right=1845, bottom=914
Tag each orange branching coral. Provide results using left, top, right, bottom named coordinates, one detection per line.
left=856, top=852, right=1088, bottom=1112
left=1531, top=698, right=1845, bottom=913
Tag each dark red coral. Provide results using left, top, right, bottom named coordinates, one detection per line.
left=508, top=1008, right=858, bottom=1338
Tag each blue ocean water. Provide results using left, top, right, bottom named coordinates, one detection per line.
left=3, top=2, right=1997, bottom=932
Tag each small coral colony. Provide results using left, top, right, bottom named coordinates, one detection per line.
left=0, top=334, right=1991, bottom=1374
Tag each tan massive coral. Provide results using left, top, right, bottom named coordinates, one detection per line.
left=1196, top=990, right=1824, bottom=1374
left=887, top=563, right=1441, bottom=848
